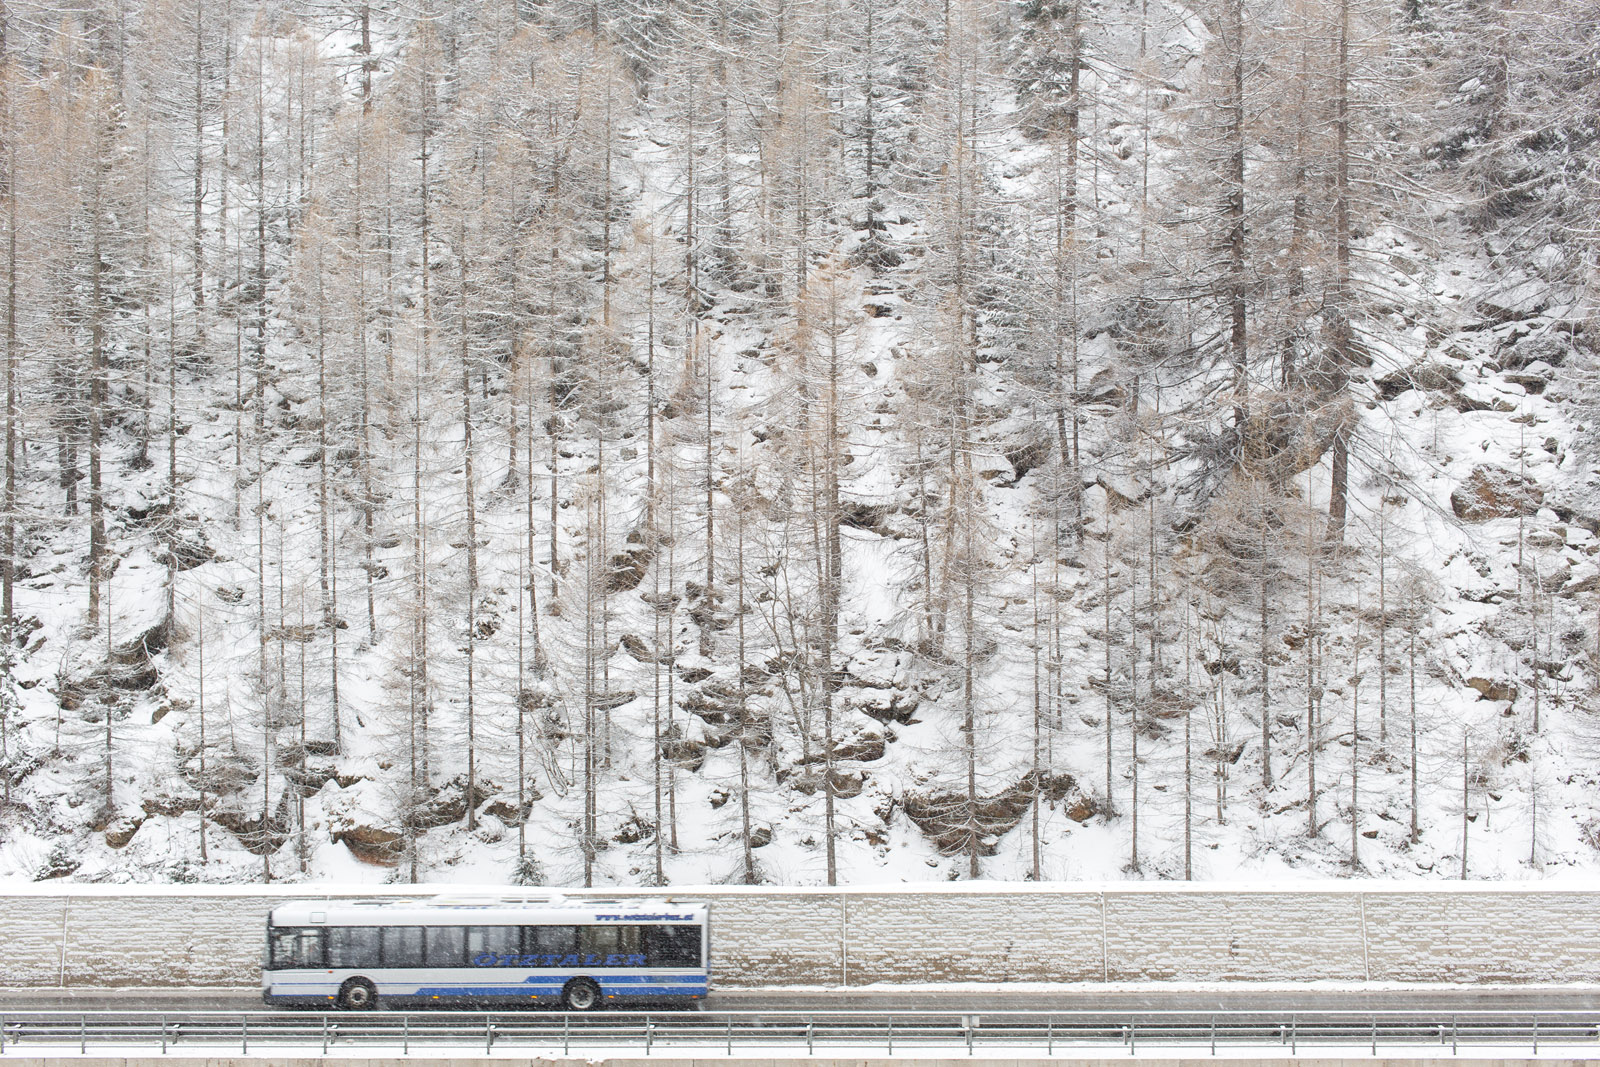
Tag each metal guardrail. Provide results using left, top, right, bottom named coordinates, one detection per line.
left=0, top=1009, right=1596, bottom=1055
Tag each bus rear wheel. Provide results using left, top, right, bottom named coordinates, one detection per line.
left=561, top=978, right=602, bottom=1011
left=338, top=978, right=378, bottom=1011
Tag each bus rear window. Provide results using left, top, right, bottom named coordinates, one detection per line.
left=643, top=925, right=701, bottom=967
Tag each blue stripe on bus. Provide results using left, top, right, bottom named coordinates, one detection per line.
left=410, top=985, right=706, bottom=997
left=413, top=987, right=560, bottom=996
left=412, top=977, right=708, bottom=995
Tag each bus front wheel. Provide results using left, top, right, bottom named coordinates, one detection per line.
left=338, top=978, right=378, bottom=1010
left=561, top=978, right=602, bottom=1011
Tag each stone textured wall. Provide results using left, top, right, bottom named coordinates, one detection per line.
left=0, top=896, right=67, bottom=987
left=1362, top=891, right=1600, bottom=983
left=62, top=895, right=272, bottom=987
left=697, top=891, right=842, bottom=986
left=1, top=886, right=1596, bottom=988
left=843, top=892, right=1105, bottom=984
left=1103, top=891, right=1368, bottom=982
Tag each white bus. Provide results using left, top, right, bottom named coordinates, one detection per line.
left=263, top=895, right=710, bottom=1010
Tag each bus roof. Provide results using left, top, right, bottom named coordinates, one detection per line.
left=268, top=895, right=709, bottom=927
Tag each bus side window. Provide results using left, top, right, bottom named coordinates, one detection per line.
left=466, top=927, right=520, bottom=960
left=578, top=924, right=642, bottom=956
left=382, top=926, right=425, bottom=968
left=329, top=927, right=380, bottom=969
left=424, top=926, right=466, bottom=968
left=642, top=925, right=702, bottom=968
left=523, top=925, right=576, bottom=955
left=270, top=928, right=325, bottom=970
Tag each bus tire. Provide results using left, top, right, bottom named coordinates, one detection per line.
left=561, top=978, right=602, bottom=1011
left=337, top=978, right=378, bottom=1011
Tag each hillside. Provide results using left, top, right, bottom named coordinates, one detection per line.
left=0, top=0, right=1596, bottom=886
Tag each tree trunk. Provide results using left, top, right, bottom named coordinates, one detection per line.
left=1325, top=0, right=1353, bottom=543
left=314, top=248, right=341, bottom=754
left=1350, top=609, right=1361, bottom=870
left=1459, top=731, right=1469, bottom=879
left=1, top=26, right=15, bottom=809
left=1378, top=501, right=1388, bottom=741
left=191, top=1, right=206, bottom=340
left=736, top=491, right=755, bottom=885
left=459, top=239, right=479, bottom=832
left=354, top=130, right=377, bottom=647
left=963, top=479, right=979, bottom=880
left=87, top=118, right=107, bottom=630
left=1031, top=555, right=1043, bottom=881
left=1259, top=519, right=1272, bottom=790
left=196, top=603, right=207, bottom=863
left=1129, top=549, right=1140, bottom=870
left=1409, top=615, right=1419, bottom=843
left=1224, top=0, right=1248, bottom=431
left=1103, top=539, right=1115, bottom=813
left=1306, top=518, right=1318, bottom=838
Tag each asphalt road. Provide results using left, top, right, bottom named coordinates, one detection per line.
left=1, top=987, right=1597, bottom=1013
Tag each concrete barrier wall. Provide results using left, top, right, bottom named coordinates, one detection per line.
left=0, top=884, right=1596, bottom=988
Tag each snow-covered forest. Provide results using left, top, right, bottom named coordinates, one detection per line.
left=0, top=0, right=1595, bottom=886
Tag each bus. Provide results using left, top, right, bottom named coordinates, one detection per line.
left=263, top=895, right=710, bottom=1010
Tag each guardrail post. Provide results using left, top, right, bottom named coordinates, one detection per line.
left=80, top=1014, right=86, bottom=1055
left=241, top=1014, right=248, bottom=1055
left=1128, top=1023, right=1135, bottom=1056
left=562, top=1014, right=569, bottom=1056
left=887, top=1017, right=893, bottom=1055
left=1, top=1011, right=6, bottom=1054
left=726, top=1016, right=733, bottom=1055
left=485, top=1015, right=494, bottom=1054
left=806, top=1018, right=813, bottom=1055
left=645, top=1016, right=653, bottom=1056
left=1047, top=1018, right=1053, bottom=1055
left=1451, top=1014, right=1457, bottom=1054
left=1533, top=1016, right=1539, bottom=1054
left=1210, top=1015, right=1216, bottom=1056
left=402, top=1014, right=408, bottom=1055
left=322, top=1016, right=329, bottom=1054
left=1290, top=1016, right=1296, bottom=1054
left=160, top=1015, right=167, bottom=1054
left=1370, top=1016, right=1376, bottom=1055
